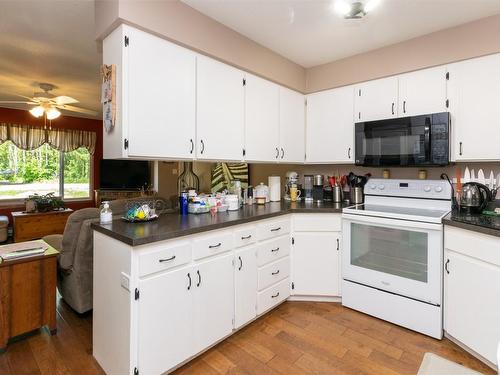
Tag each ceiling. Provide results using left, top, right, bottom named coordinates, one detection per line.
left=0, top=0, right=101, bottom=119
left=183, top=0, right=500, bottom=67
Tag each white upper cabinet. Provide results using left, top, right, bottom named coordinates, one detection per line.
left=127, top=27, right=196, bottom=159
left=197, top=56, right=245, bottom=161
left=354, top=76, right=399, bottom=122
left=244, top=74, right=280, bottom=162
left=306, top=86, right=355, bottom=163
left=279, top=87, right=305, bottom=163
left=398, top=66, right=447, bottom=117
left=448, top=53, right=500, bottom=161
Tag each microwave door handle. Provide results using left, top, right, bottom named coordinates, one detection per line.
left=424, top=124, right=431, bottom=161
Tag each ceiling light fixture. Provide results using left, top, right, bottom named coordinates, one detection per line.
left=46, top=107, right=61, bottom=120
left=332, top=0, right=381, bottom=19
left=29, top=106, right=44, bottom=118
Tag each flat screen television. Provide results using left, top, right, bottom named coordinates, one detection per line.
left=100, top=160, right=151, bottom=190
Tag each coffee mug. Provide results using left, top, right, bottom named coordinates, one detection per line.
left=290, top=185, right=301, bottom=202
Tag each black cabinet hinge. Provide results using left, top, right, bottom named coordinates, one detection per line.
left=358, top=89, right=361, bottom=96
left=124, top=35, right=129, bottom=47
left=291, top=237, right=295, bottom=245
left=446, top=72, right=449, bottom=80
left=243, top=78, right=246, bottom=86
left=446, top=99, right=449, bottom=108
left=134, top=367, right=139, bottom=375
left=242, top=148, right=246, bottom=157
left=291, top=282, right=295, bottom=290
left=124, top=138, right=129, bottom=150
left=134, top=288, right=140, bottom=300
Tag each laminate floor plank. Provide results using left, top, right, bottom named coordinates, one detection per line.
left=1, top=299, right=495, bottom=375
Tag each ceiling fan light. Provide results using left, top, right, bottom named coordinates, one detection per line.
left=46, top=107, right=61, bottom=120
left=29, top=106, right=44, bottom=118
left=332, top=0, right=352, bottom=16
left=363, top=0, right=381, bottom=13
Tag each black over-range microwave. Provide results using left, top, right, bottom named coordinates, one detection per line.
left=354, top=112, right=450, bottom=167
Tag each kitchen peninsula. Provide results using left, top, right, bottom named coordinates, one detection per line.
left=92, top=201, right=345, bottom=375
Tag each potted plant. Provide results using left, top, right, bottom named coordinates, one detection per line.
left=25, top=193, right=65, bottom=213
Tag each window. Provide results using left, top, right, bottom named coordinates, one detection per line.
left=0, top=141, right=91, bottom=200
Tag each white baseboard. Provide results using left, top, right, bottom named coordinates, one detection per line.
left=287, top=295, right=341, bottom=303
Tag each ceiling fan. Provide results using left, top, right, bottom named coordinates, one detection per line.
left=0, top=83, right=97, bottom=120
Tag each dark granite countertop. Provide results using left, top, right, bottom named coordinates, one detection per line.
left=443, top=209, right=500, bottom=238
left=92, top=200, right=348, bottom=246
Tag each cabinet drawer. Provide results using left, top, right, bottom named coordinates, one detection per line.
left=139, top=241, right=192, bottom=277
left=257, top=219, right=290, bottom=241
left=257, top=236, right=290, bottom=267
left=233, top=225, right=257, bottom=248
left=445, top=226, right=500, bottom=266
left=293, top=213, right=341, bottom=232
left=258, top=256, right=290, bottom=291
left=193, top=231, right=233, bottom=260
left=257, top=278, right=290, bottom=315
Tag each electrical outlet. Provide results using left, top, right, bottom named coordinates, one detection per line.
left=120, top=272, right=130, bottom=291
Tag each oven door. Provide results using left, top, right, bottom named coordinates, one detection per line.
left=342, top=213, right=443, bottom=305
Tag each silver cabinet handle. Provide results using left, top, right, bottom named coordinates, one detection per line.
left=271, top=292, right=280, bottom=298
left=272, top=270, right=280, bottom=275
left=159, top=255, right=176, bottom=263
left=209, top=242, right=221, bottom=249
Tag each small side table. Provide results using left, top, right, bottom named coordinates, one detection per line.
left=0, top=242, right=58, bottom=352
left=11, top=209, right=73, bottom=242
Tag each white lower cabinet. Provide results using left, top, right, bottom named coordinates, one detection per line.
left=137, top=265, right=194, bottom=375
left=193, top=253, right=235, bottom=353
left=234, top=246, right=258, bottom=329
left=291, top=214, right=342, bottom=298
left=444, top=226, right=500, bottom=366
left=292, top=232, right=340, bottom=297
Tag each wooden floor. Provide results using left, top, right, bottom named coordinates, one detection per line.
left=0, top=298, right=494, bottom=375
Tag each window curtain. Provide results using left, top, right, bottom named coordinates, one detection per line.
left=0, top=123, right=96, bottom=154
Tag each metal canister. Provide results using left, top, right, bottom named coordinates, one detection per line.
left=332, top=185, right=343, bottom=203
left=179, top=191, right=188, bottom=215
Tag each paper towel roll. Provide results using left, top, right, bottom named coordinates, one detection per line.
left=268, top=176, right=281, bottom=202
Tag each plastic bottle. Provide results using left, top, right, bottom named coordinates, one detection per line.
left=100, top=201, right=113, bottom=224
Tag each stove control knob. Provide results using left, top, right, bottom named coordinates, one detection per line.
left=434, top=186, right=443, bottom=193
left=424, top=186, right=431, bottom=192
left=378, top=185, right=385, bottom=190
left=370, top=184, right=377, bottom=190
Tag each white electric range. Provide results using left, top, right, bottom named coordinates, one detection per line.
left=342, top=179, right=452, bottom=339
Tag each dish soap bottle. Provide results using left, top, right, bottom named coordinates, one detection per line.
left=100, top=201, right=112, bottom=224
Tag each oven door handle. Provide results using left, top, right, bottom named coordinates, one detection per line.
left=341, top=213, right=444, bottom=232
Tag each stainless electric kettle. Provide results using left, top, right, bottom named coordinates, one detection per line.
left=460, top=182, right=492, bottom=213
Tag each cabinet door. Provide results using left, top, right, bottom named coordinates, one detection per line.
left=444, top=250, right=500, bottom=365
left=398, top=66, right=447, bottom=117
left=279, top=87, right=305, bottom=163
left=306, top=86, right=354, bottom=163
left=245, top=74, right=280, bottom=162
left=292, top=232, right=340, bottom=296
left=197, top=56, right=245, bottom=161
left=234, top=246, right=257, bottom=329
left=355, top=77, right=398, bottom=122
left=448, top=54, right=500, bottom=161
left=193, top=253, right=235, bottom=353
left=137, top=265, right=194, bottom=375
left=127, top=27, right=196, bottom=159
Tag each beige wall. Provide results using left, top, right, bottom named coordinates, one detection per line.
left=306, top=13, right=500, bottom=93
left=95, top=0, right=306, bottom=92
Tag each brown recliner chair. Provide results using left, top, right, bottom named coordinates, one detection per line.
left=43, top=197, right=171, bottom=313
